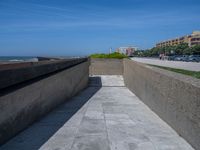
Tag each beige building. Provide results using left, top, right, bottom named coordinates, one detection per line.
left=116, top=46, right=138, bottom=56
left=156, top=31, right=200, bottom=47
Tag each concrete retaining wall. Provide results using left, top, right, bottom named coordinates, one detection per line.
left=0, top=58, right=87, bottom=90
left=123, top=59, right=200, bottom=150
left=89, top=58, right=123, bottom=75
left=0, top=59, right=89, bottom=144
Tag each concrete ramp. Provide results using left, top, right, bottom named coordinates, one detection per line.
left=0, top=76, right=194, bottom=150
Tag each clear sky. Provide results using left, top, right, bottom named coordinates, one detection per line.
left=0, top=0, right=200, bottom=56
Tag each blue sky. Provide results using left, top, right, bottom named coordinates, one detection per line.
left=0, top=0, right=200, bottom=56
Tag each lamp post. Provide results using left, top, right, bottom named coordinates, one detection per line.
left=109, top=47, right=112, bottom=54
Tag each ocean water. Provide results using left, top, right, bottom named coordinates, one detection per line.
left=0, top=56, right=38, bottom=62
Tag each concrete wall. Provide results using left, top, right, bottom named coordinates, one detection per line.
left=0, top=60, right=89, bottom=144
left=89, top=58, right=123, bottom=75
left=0, top=58, right=87, bottom=90
left=123, top=59, right=200, bottom=150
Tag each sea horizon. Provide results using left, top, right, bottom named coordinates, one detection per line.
left=0, top=56, right=84, bottom=63
left=0, top=56, right=38, bottom=62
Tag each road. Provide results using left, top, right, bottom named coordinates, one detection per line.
left=132, top=58, right=200, bottom=71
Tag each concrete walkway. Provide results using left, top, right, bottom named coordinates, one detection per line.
left=0, top=76, right=194, bottom=150
left=132, top=57, right=200, bottom=71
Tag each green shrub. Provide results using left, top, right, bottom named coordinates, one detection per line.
left=90, top=52, right=128, bottom=59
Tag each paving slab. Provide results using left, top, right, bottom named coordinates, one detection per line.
left=0, top=76, right=194, bottom=150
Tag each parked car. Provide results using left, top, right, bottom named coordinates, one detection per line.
left=174, top=55, right=183, bottom=61
left=188, top=55, right=200, bottom=62
left=167, top=55, right=176, bottom=61
left=182, top=55, right=189, bottom=61
left=174, top=55, right=189, bottom=61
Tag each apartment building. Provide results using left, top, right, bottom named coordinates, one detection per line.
left=116, top=46, right=138, bottom=56
left=156, top=31, right=200, bottom=47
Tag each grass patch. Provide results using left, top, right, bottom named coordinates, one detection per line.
left=149, top=65, right=200, bottom=79
left=90, top=52, right=128, bottom=59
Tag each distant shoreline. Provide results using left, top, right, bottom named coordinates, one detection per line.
left=0, top=56, right=38, bottom=63
left=0, top=56, right=82, bottom=63
left=0, top=56, right=85, bottom=65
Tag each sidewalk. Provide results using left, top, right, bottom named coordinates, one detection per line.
left=132, top=57, right=200, bottom=71
left=0, top=76, right=194, bottom=150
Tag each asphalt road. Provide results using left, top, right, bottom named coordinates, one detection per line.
left=132, top=57, right=200, bottom=71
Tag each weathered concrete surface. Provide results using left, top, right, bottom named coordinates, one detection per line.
left=124, top=59, right=200, bottom=150
left=0, top=61, right=89, bottom=145
left=0, top=58, right=87, bottom=90
left=1, top=76, right=193, bottom=150
left=89, top=58, right=123, bottom=75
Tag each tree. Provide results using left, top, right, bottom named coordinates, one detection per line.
left=174, top=43, right=188, bottom=55
left=183, top=47, right=192, bottom=55
left=191, top=45, right=200, bottom=55
left=134, top=43, right=198, bottom=57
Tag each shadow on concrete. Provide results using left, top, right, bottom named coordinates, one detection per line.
left=88, top=76, right=102, bottom=87
left=0, top=77, right=102, bottom=150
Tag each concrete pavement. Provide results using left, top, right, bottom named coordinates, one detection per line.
left=0, top=76, right=194, bottom=150
left=132, top=57, right=200, bottom=71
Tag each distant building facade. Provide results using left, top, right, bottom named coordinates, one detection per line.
left=156, top=31, right=200, bottom=48
left=116, top=46, right=138, bottom=56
